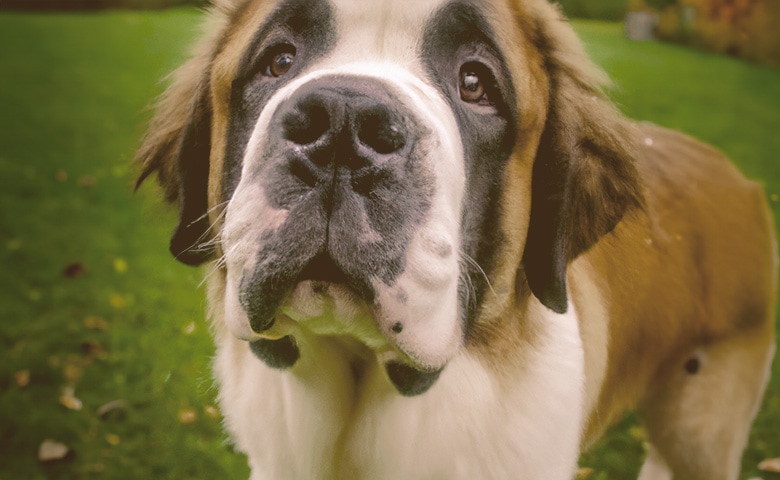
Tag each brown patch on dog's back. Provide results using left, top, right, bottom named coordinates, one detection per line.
left=580, top=124, right=777, bottom=442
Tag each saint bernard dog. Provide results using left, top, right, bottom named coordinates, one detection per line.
left=136, top=0, right=777, bottom=478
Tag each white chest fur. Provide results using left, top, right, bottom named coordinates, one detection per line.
left=212, top=293, right=585, bottom=480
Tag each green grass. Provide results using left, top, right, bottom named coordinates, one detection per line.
left=556, top=0, right=629, bottom=22
left=0, top=9, right=249, bottom=479
left=0, top=11, right=777, bottom=480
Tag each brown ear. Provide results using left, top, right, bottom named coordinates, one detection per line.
left=136, top=64, right=214, bottom=266
left=522, top=8, right=643, bottom=314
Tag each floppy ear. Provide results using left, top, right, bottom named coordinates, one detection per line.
left=522, top=7, right=644, bottom=314
left=136, top=63, right=214, bottom=266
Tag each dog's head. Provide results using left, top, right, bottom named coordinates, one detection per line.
left=137, top=0, right=641, bottom=395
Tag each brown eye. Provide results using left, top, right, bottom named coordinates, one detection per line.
left=460, top=69, right=484, bottom=103
left=265, top=46, right=296, bottom=77
left=459, top=62, right=498, bottom=106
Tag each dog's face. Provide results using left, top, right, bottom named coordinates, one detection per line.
left=138, top=0, right=641, bottom=395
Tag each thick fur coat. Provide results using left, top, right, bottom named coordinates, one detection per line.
left=137, top=1, right=777, bottom=478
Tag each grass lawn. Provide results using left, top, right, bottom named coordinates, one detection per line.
left=0, top=10, right=778, bottom=480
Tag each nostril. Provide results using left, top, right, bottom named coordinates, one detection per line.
left=357, top=108, right=407, bottom=155
left=283, top=100, right=330, bottom=145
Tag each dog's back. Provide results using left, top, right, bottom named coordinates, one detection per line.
left=579, top=123, right=776, bottom=479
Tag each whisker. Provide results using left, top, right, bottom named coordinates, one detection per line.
left=198, top=260, right=224, bottom=288
left=459, top=264, right=475, bottom=310
left=187, top=201, right=229, bottom=228
left=174, top=202, right=231, bottom=262
left=461, top=253, right=498, bottom=300
left=198, top=250, right=229, bottom=288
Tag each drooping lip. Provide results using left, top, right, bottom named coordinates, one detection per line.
left=385, top=360, right=444, bottom=396
left=246, top=335, right=444, bottom=396
left=239, top=250, right=375, bottom=334
left=240, top=266, right=449, bottom=396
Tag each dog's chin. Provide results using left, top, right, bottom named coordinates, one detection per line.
left=222, top=271, right=462, bottom=395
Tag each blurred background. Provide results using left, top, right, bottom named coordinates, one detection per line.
left=0, top=1, right=778, bottom=479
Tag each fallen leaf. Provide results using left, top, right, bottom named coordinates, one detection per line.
left=576, top=467, right=594, bottom=479
left=38, top=439, right=70, bottom=462
left=105, top=434, right=120, bottom=446
left=54, top=169, right=68, bottom=183
left=113, top=258, right=127, bottom=274
left=63, top=362, right=84, bottom=382
left=203, top=405, right=220, bottom=420
left=97, top=399, right=127, bottom=419
left=182, top=322, right=196, bottom=335
left=15, top=370, right=30, bottom=388
left=178, top=408, right=197, bottom=425
left=81, top=341, right=107, bottom=360
left=77, top=175, right=96, bottom=188
left=84, top=316, right=108, bottom=331
left=63, top=262, right=85, bottom=278
left=109, top=293, right=126, bottom=309
left=759, top=457, right=780, bottom=473
left=59, top=386, right=83, bottom=411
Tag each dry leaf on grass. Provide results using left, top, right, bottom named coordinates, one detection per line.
left=182, top=322, right=196, bottom=335
left=14, top=370, right=30, bottom=388
left=204, top=405, right=220, bottom=420
left=109, top=293, right=126, bottom=309
left=84, top=316, right=108, bottom=331
left=113, top=258, right=127, bottom=273
left=178, top=408, right=197, bottom=425
left=758, top=457, right=780, bottom=473
left=77, top=175, right=96, bottom=188
left=59, top=386, right=83, bottom=411
left=62, top=262, right=85, bottom=278
left=97, top=399, right=127, bottom=419
left=576, top=467, right=594, bottom=479
left=80, top=341, right=108, bottom=360
left=38, top=439, right=70, bottom=462
left=63, top=361, right=84, bottom=382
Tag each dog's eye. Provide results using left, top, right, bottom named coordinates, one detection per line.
left=459, top=62, right=496, bottom=106
left=264, top=45, right=296, bottom=78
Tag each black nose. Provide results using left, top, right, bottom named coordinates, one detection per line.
left=277, top=78, right=411, bottom=191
